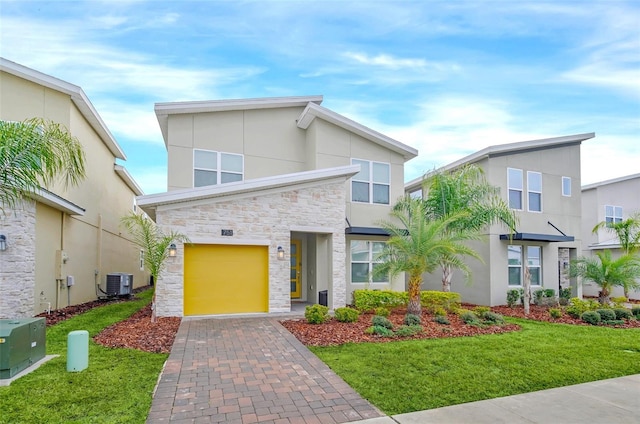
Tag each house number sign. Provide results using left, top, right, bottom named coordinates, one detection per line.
left=221, top=229, right=233, bottom=236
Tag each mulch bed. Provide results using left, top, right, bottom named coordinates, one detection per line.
left=492, top=304, right=640, bottom=328
left=280, top=308, right=521, bottom=347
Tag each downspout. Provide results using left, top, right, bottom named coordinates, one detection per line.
left=95, top=214, right=102, bottom=298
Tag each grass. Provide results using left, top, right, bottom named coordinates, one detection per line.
left=310, top=318, right=640, bottom=415
left=0, top=289, right=167, bottom=424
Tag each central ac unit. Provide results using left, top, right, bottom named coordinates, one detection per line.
left=105, top=273, right=133, bottom=297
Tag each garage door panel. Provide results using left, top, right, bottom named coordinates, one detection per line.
left=184, top=244, right=268, bottom=315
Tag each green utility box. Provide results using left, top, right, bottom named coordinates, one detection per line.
left=0, top=318, right=46, bottom=379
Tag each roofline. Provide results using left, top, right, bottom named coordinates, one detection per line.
left=405, top=132, right=595, bottom=191
left=137, top=165, right=360, bottom=216
left=154, top=95, right=324, bottom=146
left=114, top=165, right=144, bottom=196
left=581, top=172, right=640, bottom=191
left=0, top=57, right=126, bottom=160
left=297, top=102, right=418, bottom=161
left=30, top=188, right=85, bottom=216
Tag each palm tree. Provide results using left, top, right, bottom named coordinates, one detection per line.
left=121, top=212, right=190, bottom=322
left=422, top=164, right=517, bottom=291
left=569, top=250, right=640, bottom=305
left=0, top=118, right=86, bottom=212
left=375, top=197, right=481, bottom=315
left=592, top=212, right=640, bottom=297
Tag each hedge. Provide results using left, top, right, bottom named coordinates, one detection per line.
left=352, top=289, right=461, bottom=313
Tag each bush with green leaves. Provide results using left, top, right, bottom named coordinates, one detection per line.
left=334, top=307, right=359, bottom=323
left=549, top=308, right=562, bottom=319
left=374, top=306, right=391, bottom=317
left=613, top=308, right=633, bottom=320
left=566, top=297, right=600, bottom=318
left=403, top=314, right=421, bottom=326
left=506, top=289, right=520, bottom=307
left=366, top=325, right=394, bottom=337
left=394, top=325, right=423, bottom=336
left=482, top=311, right=504, bottom=324
left=460, top=311, right=480, bottom=325
left=581, top=310, right=601, bottom=325
left=352, top=289, right=461, bottom=313
left=472, top=306, right=490, bottom=317
left=602, top=319, right=625, bottom=326
left=596, top=309, right=616, bottom=321
left=632, top=307, right=640, bottom=318
left=611, top=297, right=628, bottom=307
left=372, top=315, right=394, bottom=329
left=433, top=315, right=450, bottom=325
left=559, top=288, right=572, bottom=305
left=305, top=304, right=330, bottom=324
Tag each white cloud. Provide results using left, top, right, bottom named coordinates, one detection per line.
left=96, top=100, right=164, bottom=145
left=127, top=168, right=168, bottom=195
left=344, top=52, right=429, bottom=70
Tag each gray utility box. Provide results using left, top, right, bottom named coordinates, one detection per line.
left=0, top=318, right=46, bottom=379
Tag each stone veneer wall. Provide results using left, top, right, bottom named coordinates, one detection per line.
left=155, top=181, right=347, bottom=317
left=0, top=200, right=37, bottom=318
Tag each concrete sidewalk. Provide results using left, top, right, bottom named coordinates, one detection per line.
left=356, top=374, right=640, bottom=424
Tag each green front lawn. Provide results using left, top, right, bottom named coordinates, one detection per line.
left=311, top=318, right=640, bottom=415
left=0, top=289, right=167, bottom=424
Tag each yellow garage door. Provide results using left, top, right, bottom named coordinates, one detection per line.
left=184, top=244, right=268, bottom=315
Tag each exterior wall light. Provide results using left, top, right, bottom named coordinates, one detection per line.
left=0, top=235, right=6, bottom=251
left=168, top=243, right=177, bottom=257
left=277, top=246, right=285, bottom=260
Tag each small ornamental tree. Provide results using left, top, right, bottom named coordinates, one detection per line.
left=121, top=212, right=190, bottom=322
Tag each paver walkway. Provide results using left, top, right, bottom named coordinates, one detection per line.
left=147, top=317, right=383, bottom=423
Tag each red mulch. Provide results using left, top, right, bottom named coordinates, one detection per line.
left=492, top=304, right=640, bottom=328
left=280, top=308, right=521, bottom=347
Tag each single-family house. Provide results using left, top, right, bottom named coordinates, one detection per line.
left=405, top=133, right=595, bottom=306
left=137, top=96, right=418, bottom=317
left=581, top=173, right=640, bottom=300
left=0, top=58, right=148, bottom=318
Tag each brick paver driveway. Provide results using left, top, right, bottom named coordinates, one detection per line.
left=146, top=317, right=383, bottom=423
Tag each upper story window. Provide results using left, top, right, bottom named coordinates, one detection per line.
left=507, top=168, right=523, bottom=210
left=527, top=171, right=542, bottom=212
left=562, top=176, right=571, bottom=197
left=605, top=205, right=623, bottom=226
left=194, top=149, right=243, bottom=187
left=351, top=159, right=390, bottom=205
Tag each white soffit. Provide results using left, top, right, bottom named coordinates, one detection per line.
left=154, top=95, right=323, bottom=146
left=137, top=165, right=360, bottom=218
left=296, top=102, right=418, bottom=161
left=114, top=164, right=144, bottom=196
left=0, top=58, right=126, bottom=160
left=30, top=188, right=85, bottom=216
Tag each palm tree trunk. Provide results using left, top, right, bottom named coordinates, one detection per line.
left=441, top=263, right=453, bottom=292
left=598, top=287, right=610, bottom=305
left=523, top=266, right=531, bottom=316
left=407, top=275, right=422, bottom=315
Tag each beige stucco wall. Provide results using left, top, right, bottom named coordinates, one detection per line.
left=154, top=179, right=348, bottom=317
left=0, top=69, right=148, bottom=317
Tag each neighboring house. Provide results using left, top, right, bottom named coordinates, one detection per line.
left=405, top=133, right=595, bottom=306
left=137, top=96, right=418, bottom=317
left=0, top=58, right=148, bottom=318
left=581, top=173, right=640, bottom=300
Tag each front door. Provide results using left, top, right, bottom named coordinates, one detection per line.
left=290, top=239, right=301, bottom=299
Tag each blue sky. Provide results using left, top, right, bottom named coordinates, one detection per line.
left=1, top=0, right=639, bottom=194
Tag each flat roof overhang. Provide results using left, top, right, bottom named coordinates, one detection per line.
left=345, top=227, right=390, bottom=236
left=500, top=233, right=575, bottom=242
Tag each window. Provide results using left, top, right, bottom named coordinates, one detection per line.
left=605, top=205, right=623, bottom=226
left=409, top=189, right=422, bottom=199
left=139, top=249, right=145, bottom=271
left=527, top=171, right=542, bottom=212
left=508, top=245, right=542, bottom=286
left=507, top=168, right=523, bottom=210
left=350, top=240, right=388, bottom=283
left=351, top=159, right=390, bottom=204
left=562, top=176, right=571, bottom=197
left=193, top=149, right=243, bottom=187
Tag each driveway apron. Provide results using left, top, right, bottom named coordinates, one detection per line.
left=147, top=317, right=383, bottom=423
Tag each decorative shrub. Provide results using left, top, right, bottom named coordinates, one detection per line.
left=581, top=311, right=601, bottom=325
left=567, top=297, right=600, bottom=318
left=472, top=306, right=490, bottom=317
left=395, top=325, right=423, bottom=336
left=433, top=315, right=450, bottom=325
left=611, top=297, right=628, bottom=307
left=305, top=304, right=330, bottom=324
left=596, top=309, right=616, bottom=321
left=559, top=288, right=571, bottom=305
left=455, top=308, right=473, bottom=316
left=602, top=320, right=625, bottom=326
left=533, top=289, right=546, bottom=304
left=433, top=306, right=447, bottom=316
left=614, top=308, right=633, bottom=320
left=334, top=307, right=359, bottom=323
left=370, top=325, right=394, bottom=337
left=549, top=308, right=562, bottom=319
left=371, top=315, right=393, bottom=329
left=482, top=311, right=504, bottom=324
left=544, top=289, right=556, bottom=298
left=403, top=314, right=422, bottom=326
left=421, top=291, right=462, bottom=313
left=632, top=307, right=640, bottom=318
left=460, top=311, right=479, bottom=325
left=506, top=289, right=520, bottom=307
left=374, top=306, right=391, bottom=317
left=352, top=289, right=461, bottom=313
